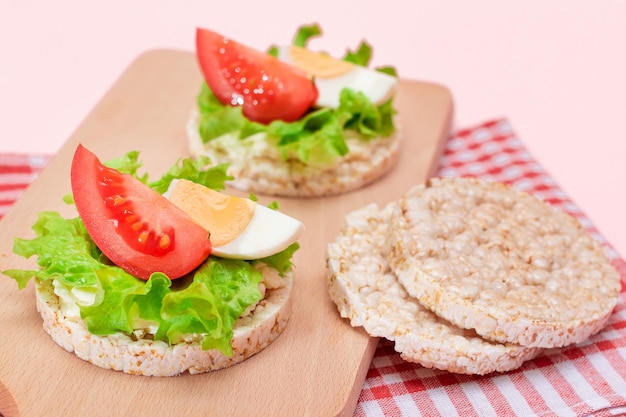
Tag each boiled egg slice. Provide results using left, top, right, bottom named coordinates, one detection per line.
left=166, top=179, right=304, bottom=259
left=277, top=45, right=397, bottom=109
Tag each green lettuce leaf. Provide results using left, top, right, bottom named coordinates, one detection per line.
left=257, top=243, right=299, bottom=276
left=147, top=154, right=232, bottom=194
left=4, top=211, right=101, bottom=289
left=103, top=150, right=146, bottom=180
left=343, top=40, right=372, bottom=66
left=267, top=22, right=322, bottom=55
left=293, top=23, right=322, bottom=47
left=80, top=267, right=146, bottom=335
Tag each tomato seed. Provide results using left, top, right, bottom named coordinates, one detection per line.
left=112, top=195, right=127, bottom=206
left=131, top=221, right=144, bottom=232
left=125, top=214, right=140, bottom=224
left=159, top=235, right=171, bottom=250
left=138, top=230, right=149, bottom=245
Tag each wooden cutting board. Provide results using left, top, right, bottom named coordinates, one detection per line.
left=0, top=49, right=452, bottom=417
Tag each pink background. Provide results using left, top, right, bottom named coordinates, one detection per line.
left=1, top=1, right=625, bottom=258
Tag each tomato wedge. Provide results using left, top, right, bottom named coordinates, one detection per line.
left=195, top=27, right=318, bottom=124
left=70, top=144, right=212, bottom=280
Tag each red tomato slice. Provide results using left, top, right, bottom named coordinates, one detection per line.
left=70, top=144, right=212, bottom=280
left=196, top=27, right=318, bottom=124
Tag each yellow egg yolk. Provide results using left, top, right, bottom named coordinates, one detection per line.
left=288, top=45, right=354, bottom=79
left=168, top=179, right=255, bottom=247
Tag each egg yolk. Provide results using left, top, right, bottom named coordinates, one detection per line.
left=168, top=179, right=255, bottom=247
left=288, top=45, right=354, bottom=79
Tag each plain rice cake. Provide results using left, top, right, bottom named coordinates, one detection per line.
left=387, top=177, right=621, bottom=349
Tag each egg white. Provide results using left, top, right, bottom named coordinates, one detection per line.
left=211, top=203, right=305, bottom=260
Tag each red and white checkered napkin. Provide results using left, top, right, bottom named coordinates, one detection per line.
left=355, top=119, right=626, bottom=417
left=0, top=153, right=50, bottom=219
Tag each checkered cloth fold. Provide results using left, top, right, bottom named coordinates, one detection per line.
left=1, top=119, right=624, bottom=417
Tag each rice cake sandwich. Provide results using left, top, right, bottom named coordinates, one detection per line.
left=3, top=145, right=304, bottom=376
left=187, top=23, right=401, bottom=197
left=387, top=177, right=621, bottom=349
left=327, top=202, right=542, bottom=375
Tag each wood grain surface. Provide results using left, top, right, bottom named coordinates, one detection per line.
left=0, top=49, right=452, bottom=417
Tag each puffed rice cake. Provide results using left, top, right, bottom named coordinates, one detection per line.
left=326, top=202, right=542, bottom=375
left=186, top=110, right=401, bottom=197
left=387, top=177, right=621, bottom=349
left=35, top=269, right=293, bottom=376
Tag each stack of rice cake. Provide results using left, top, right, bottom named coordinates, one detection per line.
left=326, top=177, right=621, bottom=375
